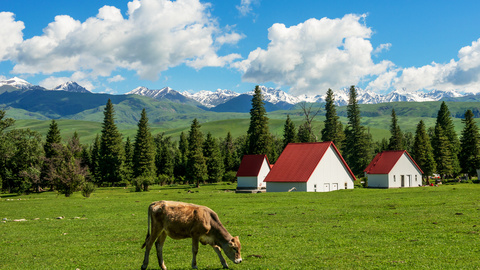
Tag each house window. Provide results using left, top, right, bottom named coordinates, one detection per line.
left=415, top=175, right=418, bottom=182
left=393, top=175, right=396, bottom=182
left=314, top=184, right=317, bottom=192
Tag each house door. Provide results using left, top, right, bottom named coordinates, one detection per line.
left=324, top=183, right=330, bottom=192
left=408, top=175, right=412, bottom=187
left=401, top=175, right=405, bottom=187
left=332, top=183, right=338, bottom=191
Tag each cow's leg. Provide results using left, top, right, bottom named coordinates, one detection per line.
left=155, top=232, right=167, bottom=270
left=191, top=237, right=199, bottom=269
left=212, top=245, right=229, bottom=269
left=141, top=227, right=161, bottom=270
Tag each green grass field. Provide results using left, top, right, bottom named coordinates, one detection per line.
left=1, top=183, right=480, bottom=269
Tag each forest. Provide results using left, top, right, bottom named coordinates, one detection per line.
left=1, top=85, right=479, bottom=196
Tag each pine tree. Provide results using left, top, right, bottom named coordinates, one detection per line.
left=388, top=109, right=403, bottom=150
left=432, top=102, right=460, bottom=177
left=283, top=115, right=297, bottom=148
left=186, top=118, right=207, bottom=187
left=433, top=125, right=454, bottom=179
left=123, top=137, right=134, bottom=183
left=411, top=120, right=436, bottom=179
left=343, top=85, right=373, bottom=176
left=133, top=109, right=155, bottom=178
left=154, top=134, right=174, bottom=178
left=203, top=132, right=224, bottom=183
left=459, top=110, right=480, bottom=177
left=90, top=135, right=101, bottom=183
left=321, top=88, right=345, bottom=150
left=44, top=120, right=62, bottom=159
left=247, top=85, right=271, bottom=156
left=175, top=131, right=189, bottom=180
left=99, top=99, right=124, bottom=185
left=222, top=132, right=237, bottom=172
left=0, top=110, right=15, bottom=133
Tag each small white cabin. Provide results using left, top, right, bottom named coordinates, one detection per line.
left=264, top=142, right=356, bottom=192
left=236, top=155, right=271, bottom=190
left=364, top=150, right=423, bottom=188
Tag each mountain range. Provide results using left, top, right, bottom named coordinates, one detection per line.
left=0, top=77, right=477, bottom=115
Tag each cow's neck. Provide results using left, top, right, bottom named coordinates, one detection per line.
left=209, top=215, right=233, bottom=245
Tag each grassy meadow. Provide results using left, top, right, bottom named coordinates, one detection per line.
left=1, top=183, right=480, bottom=269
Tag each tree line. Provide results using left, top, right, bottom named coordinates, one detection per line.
left=1, top=85, right=480, bottom=195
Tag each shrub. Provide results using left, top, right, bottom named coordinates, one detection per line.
left=156, top=174, right=173, bottom=186
left=133, top=175, right=155, bottom=192
left=81, top=182, right=96, bottom=198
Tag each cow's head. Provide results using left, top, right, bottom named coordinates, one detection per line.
left=223, top=236, right=242, bottom=264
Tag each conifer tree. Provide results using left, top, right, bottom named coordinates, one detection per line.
left=203, top=132, right=224, bottom=183
left=187, top=118, right=207, bottom=187
left=90, top=135, right=101, bottom=183
left=388, top=109, right=403, bottom=150
left=459, top=110, right=480, bottom=177
left=222, top=132, right=237, bottom=172
left=133, top=109, right=155, bottom=178
left=0, top=110, right=15, bottom=133
left=44, top=120, right=62, bottom=158
left=411, top=120, right=436, bottom=179
left=321, top=88, right=345, bottom=150
left=283, top=115, right=297, bottom=148
left=432, top=125, right=454, bottom=179
left=123, top=137, right=134, bottom=183
left=247, top=85, right=271, bottom=156
left=343, top=85, right=373, bottom=175
left=432, top=102, right=460, bottom=177
left=99, top=99, right=124, bottom=185
left=154, top=134, right=174, bottom=178
left=175, top=131, right=189, bottom=179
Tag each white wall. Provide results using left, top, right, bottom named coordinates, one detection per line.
left=367, top=153, right=422, bottom=188
left=266, top=182, right=307, bottom=192
left=306, top=146, right=355, bottom=192
left=237, top=158, right=270, bottom=188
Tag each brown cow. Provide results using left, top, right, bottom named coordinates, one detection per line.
left=141, top=200, right=242, bottom=270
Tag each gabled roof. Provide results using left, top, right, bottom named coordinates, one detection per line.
left=264, top=142, right=356, bottom=183
left=236, top=155, right=270, bottom=177
left=364, top=150, right=423, bottom=174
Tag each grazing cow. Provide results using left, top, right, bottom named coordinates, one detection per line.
left=141, top=200, right=242, bottom=270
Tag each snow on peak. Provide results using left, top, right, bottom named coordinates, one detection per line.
left=182, top=89, right=239, bottom=108
left=53, top=81, right=90, bottom=93
left=0, top=77, right=32, bottom=89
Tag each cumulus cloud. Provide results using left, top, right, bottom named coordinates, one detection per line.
left=0, top=12, right=24, bottom=61
left=367, top=38, right=480, bottom=93
left=234, top=14, right=393, bottom=95
left=7, top=0, right=242, bottom=81
left=107, top=75, right=125, bottom=83
left=40, top=71, right=94, bottom=90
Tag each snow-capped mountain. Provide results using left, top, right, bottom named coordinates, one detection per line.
left=127, top=86, right=201, bottom=105
left=53, top=81, right=90, bottom=93
left=0, top=77, right=33, bottom=89
left=182, top=89, right=239, bottom=108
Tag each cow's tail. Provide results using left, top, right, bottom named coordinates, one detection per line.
left=141, top=203, right=152, bottom=249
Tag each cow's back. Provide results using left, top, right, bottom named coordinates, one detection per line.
left=151, top=201, right=212, bottom=239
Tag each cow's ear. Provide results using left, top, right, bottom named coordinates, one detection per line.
left=228, top=238, right=235, bottom=247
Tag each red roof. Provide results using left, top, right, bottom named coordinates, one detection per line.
left=236, top=155, right=270, bottom=177
left=364, top=150, right=423, bottom=174
left=264, top=142, right=356, bottom=182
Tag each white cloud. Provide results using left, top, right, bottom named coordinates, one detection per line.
left=234, top=14, right=393, bottom=95
left=40, top=71, right=94, bottom=90
left=369, top=38, right=480, bottom=93
left=0, top=12, right=24, bottom=61
left=107, top=75, right=125, bottom=83
left=6, top=0, right=242, bottom=82
left=236, top=0, right=257, bottom=16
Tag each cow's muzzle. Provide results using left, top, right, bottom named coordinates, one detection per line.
left=235, top=258, right=242, bottom=264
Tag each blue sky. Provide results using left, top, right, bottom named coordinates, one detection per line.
left=1, top=0, right=480, bottom=96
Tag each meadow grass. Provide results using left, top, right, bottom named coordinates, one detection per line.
left=1, top=184, right=480, bottom=269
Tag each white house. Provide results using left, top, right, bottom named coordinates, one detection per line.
left=236, top=155, right=271, bottom=192
left=364, top=150, right=423, bottom=188
left=264, top=142, right=356, bottom=192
